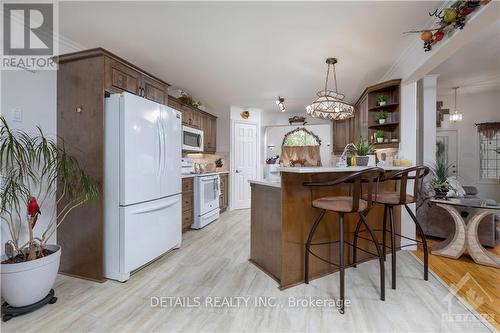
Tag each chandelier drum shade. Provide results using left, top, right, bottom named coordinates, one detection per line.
left=306, top=58, right=354, bottom=121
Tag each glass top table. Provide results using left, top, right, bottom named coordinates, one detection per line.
left=431, top=198, right=500, bottom=210
left=430, top=198, right=500, bottom=268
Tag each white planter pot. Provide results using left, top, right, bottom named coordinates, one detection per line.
left=376, top=138, right=384, bottom=143
left=378, top=119, right=386, bottom=124
left=378, top=101, right=386, bottom=106
left=1, top=244, right=61, bottom=307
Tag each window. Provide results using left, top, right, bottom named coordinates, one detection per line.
left=479, top=131, right=500, bottom=180
left=282, top=127, right=321, bottom=147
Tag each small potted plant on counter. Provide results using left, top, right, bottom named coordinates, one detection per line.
left=376, top=111, right=388, bottom=124
left=0, top=116, right=98, bottom=320
left=346, top=137, right=375, bottom=166
left=430, top=157, right=454, bottom=199
left=375, top=130, right=385, bottom=143
left=377, top=95, right=387, bottom=106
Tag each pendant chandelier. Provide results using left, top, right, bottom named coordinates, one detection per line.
left=306, top=58, right=354, bottom=121
left=449, top=87, right=462, bottom=123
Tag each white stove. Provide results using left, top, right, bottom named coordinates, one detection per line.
left=192, top=173, right=220, bottom=229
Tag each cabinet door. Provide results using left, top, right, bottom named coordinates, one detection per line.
left=208, top=116, right=217, bottom=152
left=181, top=105, right=195, bottom=127
left=104, top=57, right=141, bottom=95
left=191, top=108, right=201, bottom=128
left=142, top=75, right=167, bottom=104
left=357, top=94, right=369, bottom=139
left=333, top=120, right=348, bottom=154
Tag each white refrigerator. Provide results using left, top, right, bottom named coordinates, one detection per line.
left=104, top=92, right=182, bottom=282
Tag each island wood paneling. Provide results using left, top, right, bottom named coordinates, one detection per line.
left=250, top=172, right=400, bottom=290
left=250, top=184, right=282, bottom=282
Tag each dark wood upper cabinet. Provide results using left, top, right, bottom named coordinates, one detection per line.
left=104, top=57, right=141, bottom=95
left=168, top=95, right=217, bottom=153
left=142, top=75, right=167, bottom=104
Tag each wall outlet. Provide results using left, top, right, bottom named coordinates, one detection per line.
left=12, top=108, right=22, bottom=122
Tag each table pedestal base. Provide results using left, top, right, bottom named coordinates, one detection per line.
left=431, top=203, right=499, bottom=268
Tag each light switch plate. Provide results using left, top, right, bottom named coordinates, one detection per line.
left=12, top=108, right=22, bottom=122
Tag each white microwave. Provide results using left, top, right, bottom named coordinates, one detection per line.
left=182, top=125, right=204, bottom=152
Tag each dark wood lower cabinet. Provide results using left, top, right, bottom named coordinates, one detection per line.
left=219, top=173, right=229, bottom=212
left=182, top=178, right=194, bottom=232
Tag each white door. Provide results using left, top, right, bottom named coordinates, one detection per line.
left=160, top=105, right=182, bottom=197
left=120, top=194, right=181, bottom=274
left=120, top=93, right=162, bottom=206
left=437, top=129, right=459, bottom=176
left=232, top=122, right=258, bottom=209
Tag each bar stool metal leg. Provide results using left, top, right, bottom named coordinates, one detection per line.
left=382, top=205, right=387, bottom=261
left=359, top=213, right=385, bottom=301
left=404, top=204, right=429, bottom=281
left=305, top=209, right=326, bottom=284
left=389, top=205, right=396, bottom=289
left=338, top=213, right=345, bottom=314
left=352, top=218, right=362, bottom=268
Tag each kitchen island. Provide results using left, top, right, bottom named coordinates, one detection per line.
left=249, top=166, right=404, bottom=290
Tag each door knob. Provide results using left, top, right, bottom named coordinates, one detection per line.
left=235, top=170, right=241, bottom=173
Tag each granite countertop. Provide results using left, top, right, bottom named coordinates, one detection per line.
left=182, top=171, right=229, bottom=178
left=248, top=179, right=281, bottom=188
left=276, top=166, right=407, bottom=173
left=249, top=166, right=409, bottom=188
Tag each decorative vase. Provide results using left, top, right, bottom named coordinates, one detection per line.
left=434, top=188, right=449, bottom=199
left=379, top=101, right=386, bottom=106
left=377, top=137, right=384, bottom=143
left=1, top=244, right=61, bottom=307
left=378, top=119, right=386, bottom=124
left=355, top=156, right=369, bottom=166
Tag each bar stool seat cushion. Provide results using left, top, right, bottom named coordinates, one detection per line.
left=369, top=192, right=415, bottom=205
left=312, top=196, right=368, bottom=213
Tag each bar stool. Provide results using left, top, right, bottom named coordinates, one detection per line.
left=303, top=167, right=385, bottom=314
left=353, top=166, right=430, bottom=290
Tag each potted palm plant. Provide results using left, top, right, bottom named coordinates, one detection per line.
left=375, top=130, right=385, bottom=143
left=0, top=116, right=98, bottom=312
left=376, top=111, right=388, bottom=124
left=346, top=137, right=375, bottom=166
left=430, top=156, right=454, bottom=199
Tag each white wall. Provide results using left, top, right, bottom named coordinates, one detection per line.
left=422, top=75, right=438, bottom=165
left=265, top=124, right=332, bottom=167
left=438, top=87, right=500, bottom=201
left=0, top=42, right=82, bottom=252
left=1, top=70, right=58, bottom=250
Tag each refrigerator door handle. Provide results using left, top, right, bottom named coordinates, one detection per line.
left=161, top=111, right=168, bottom=175
left=131, top=196, right=181, bottom=215
left=157, top=119, right=162, bottom=178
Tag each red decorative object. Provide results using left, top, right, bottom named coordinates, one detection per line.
left=404, top=0, right=490, bottom=52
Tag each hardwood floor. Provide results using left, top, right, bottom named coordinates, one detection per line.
left=2, top=210, right=492, bottom=332
left=414, top=237, right=500, bottom=332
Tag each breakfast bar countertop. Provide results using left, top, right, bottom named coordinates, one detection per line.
left=276, top=166, right=407, bottom=173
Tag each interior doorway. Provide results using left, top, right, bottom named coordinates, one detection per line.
left=231, top=120, right=259, bottom=210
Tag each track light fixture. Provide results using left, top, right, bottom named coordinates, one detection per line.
left=276, top=96, right=286, bottom=112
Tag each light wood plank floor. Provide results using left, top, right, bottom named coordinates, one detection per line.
left=2, top=209, right=492, bottom=333
left=414, top=237, right=500, bottom=332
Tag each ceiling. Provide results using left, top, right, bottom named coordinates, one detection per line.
left=432, top=19, right=500, bottom=96
left=59, top=1, right=440, bottom=113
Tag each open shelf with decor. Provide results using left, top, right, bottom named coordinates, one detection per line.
left=354, top=79, right=401, bottom=148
